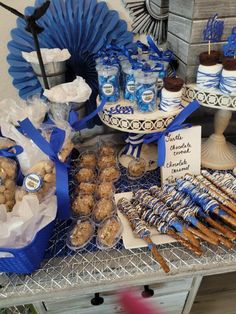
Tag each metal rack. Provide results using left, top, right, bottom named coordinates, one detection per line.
left=0, top=168, right=236, bottom=305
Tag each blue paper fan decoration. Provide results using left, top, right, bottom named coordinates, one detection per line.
left=7, top=0, right=133, bottom=127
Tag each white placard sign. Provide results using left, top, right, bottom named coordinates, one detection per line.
left=161, top=126, right=202, bottom=185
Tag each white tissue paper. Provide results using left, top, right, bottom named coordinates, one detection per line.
left=43, top=76, right=92, bottom=103
left=0, top=97, right=47, bottom=128
left=0, top=194, right=57, bottom=255
left=0, top=122, right=48, bottom=175
left=22, top=48, right=71, bottom=64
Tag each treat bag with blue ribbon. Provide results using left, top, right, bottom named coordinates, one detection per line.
left=122, top=62, right=136, bottom=102
left=18, top=118, right=71, bottom=220
left=0, top=139, right=23, bottom=212
left=134, top=69, right=157, bottom=112
left=96, top=64, right=120, bottom=103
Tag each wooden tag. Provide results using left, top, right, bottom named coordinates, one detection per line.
left=161, top=126, right=202, bottom=185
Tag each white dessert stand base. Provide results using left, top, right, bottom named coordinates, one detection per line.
left=118, top=143, right=158, bottom=171
left=183, top=84, right=236, bottom=170
left=98, top=98, right=183, bottom=170
left=201, top=109, right=236, bottom=170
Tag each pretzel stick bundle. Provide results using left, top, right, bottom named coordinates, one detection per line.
left=150, top=186, right=219, bottom=245
left=202, top=170, right=236, bottom=201
left=162, top=185, right=236, bottom=241
left=185, top=174, right=236, bottom=213
left=117, top=198, right=170, bottom=273
left=177, top=179, right=236, bottom=228
left=134, top=189, right=200, bottom=247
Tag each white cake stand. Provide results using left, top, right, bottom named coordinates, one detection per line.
left=98, top=99, right=184, bottom=170
left=183, top=84, right=236, bottom=170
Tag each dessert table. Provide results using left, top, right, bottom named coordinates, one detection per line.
left=0, top=166, right=236, bottom=314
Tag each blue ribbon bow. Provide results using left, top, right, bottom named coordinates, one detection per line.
left=0, top=145, right=23, bottom=158
left=147, top=35, right=173, bottom=62
left=144, top=100, right=200, bottom=167
left=18, top=118, right=70, bottom=220
left=69, top=99, right=107, bottom=131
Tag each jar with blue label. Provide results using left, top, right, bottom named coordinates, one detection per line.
left=122, top=63, right=135, bottom=102
left=134, top=70, right=157, bottom=112
left=96, top=65, right=120, bottom=103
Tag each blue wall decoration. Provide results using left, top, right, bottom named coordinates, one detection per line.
left=203, top=14, right=224, bottom=43
left=7, top=0, right=133, bottom=127
left=223, top=26, right=236, bottom=57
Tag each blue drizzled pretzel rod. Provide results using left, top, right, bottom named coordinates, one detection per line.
left=201, top=171, right=236, bottom=202
left=176, top=179, right=236, bottom=229
left=149, top=186, right=220, bottom=245
left=117, top=198, right=170, bottom=273
left=162, top=185, right=236, bottom=241
left=133, top=189, right=201, bottom=249
left=131, top=199, right=202, bottom=256
left=184, top=174, right=236, bottom=214
left=150, top=186, right=234, bottom=249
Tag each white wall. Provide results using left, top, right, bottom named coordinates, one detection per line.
left=0, top=0, right=133, bottom=100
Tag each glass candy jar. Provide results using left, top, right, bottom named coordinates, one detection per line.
left=134, top=70, right=157, bottom=112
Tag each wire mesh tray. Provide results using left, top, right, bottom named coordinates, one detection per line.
left=0, top=167, right=235, bottom=300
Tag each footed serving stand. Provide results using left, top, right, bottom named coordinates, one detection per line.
left=98, top=99, right=183, bottom=170
left=183, top=84, right=236, bottom=170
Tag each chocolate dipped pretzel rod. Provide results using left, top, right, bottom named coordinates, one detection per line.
left=196, top=173, right=236, bottom=211
left=201, top=170, right=236, bottom=202
left=185, top=174, right=236, bottom=213
left=131, top=199, right=202, bottom=254
left=209, top=171, right=236, bottom=195
left=139, top=209, right=202, bottom=256
left=176, top=179, right=236, bottom=228
left=162, top=185, right=236, bottom=241
left=187, top=227, right=218, bottom=246
left=134, top=189, right=200, bottom=247
left=117, top=198, right=170, bottom=273
left=150, top=186, right=219, bottom=245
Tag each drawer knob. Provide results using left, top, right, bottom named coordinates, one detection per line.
left=142, top=285, right=154, bottom=298
left=91, top=293, right=104, bottom=306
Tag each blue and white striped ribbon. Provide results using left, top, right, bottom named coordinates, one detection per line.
left=121, top=133, right=144, bottom=159
left=219, top=75, right=236, bottom=94
left=160, top=96, right=182, bottom=112
left=196, top=69, right=221, bottom=88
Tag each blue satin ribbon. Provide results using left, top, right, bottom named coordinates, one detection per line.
left=147, top=35, right=173, bottom=62
left=69, top=99, right=107, bottom=131
left=144, top=100, right=200, bottom=167
left=18, top=118, right=70, bottom=220
left=0, top=145, right=23, bottom=158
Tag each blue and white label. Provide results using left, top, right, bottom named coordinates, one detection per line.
left=127, top=81, right=135, bottom=93
left=23, top=173, right=43, bottom=192
left=102, top=83, right=114, bottom=96
left=141, top=90, right=155, bottom=103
